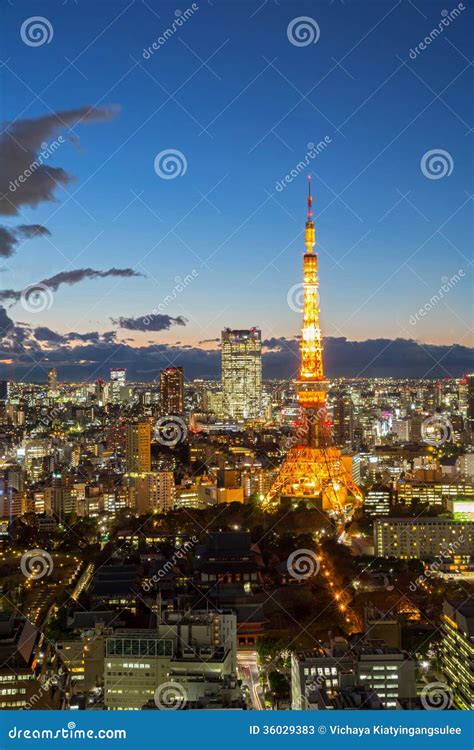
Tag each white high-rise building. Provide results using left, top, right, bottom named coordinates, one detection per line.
left=109, top=368, right=126, bottom=404
left=221, top=328, right=262, bottom=420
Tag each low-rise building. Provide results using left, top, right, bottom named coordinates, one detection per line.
left=374, top=517, right=474, bottom=559
left=291, top=638, right=416, bottom=710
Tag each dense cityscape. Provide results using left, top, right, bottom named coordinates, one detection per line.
left=0, top=190, right=472, bottom=713
left=1, top=0, right=472, bottom=732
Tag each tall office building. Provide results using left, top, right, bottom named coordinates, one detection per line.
left=332, top=392, right=354, bottom=448
left=109, top=368, right=127, bottom=404
left=0, top=381, right=9, bottom=402
left=440, top=599, right=474, bottom=710
left=126, top=421, right=151, bottom=473
left=129, top=470, right=175, bottom=514
left=47, top=368, right=58, bottom=393
left=467, top=374, right=474, bottom=438
left=160, top=367, right=184, bottom=414
left=221, top=328, right=262, bottom=420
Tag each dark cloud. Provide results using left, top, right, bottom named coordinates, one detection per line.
left=43, top=268, right=142, bottom=292
left=33, top=327, right=116, bottom=345
left=262, top=336, right=297, bottom=349
left=0, top=267, right=143, bottom=305
left=0, top=224, right=50, bottom=257
left=0, top=329, right=471, bottom=383
left=0, top=228, right=17, bottom=258
left=0, top=307, right=15, bottom=336
left=0, top=306, right=471, bottom=381
left=198, top=337, right=220, bottom=344
left=16, top=224, right=51, bottom=238
left=0, top=106, right=118, bottom=216
left=111, top=314, right=187, bottom=332
left=33, top=326, right=64, bottom=343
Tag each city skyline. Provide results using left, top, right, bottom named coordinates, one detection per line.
left=0, top=0, right=472, bottom=383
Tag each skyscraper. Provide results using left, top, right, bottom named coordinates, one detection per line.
left=221, top=328, right=262, bottom=420
left=160, top=367, right=184, bottom=414
left=126, top=421, right=151, bottom=473
left=264, top=180, right=362, bottom=512
left=47, top=368, right=57, bottom=393
left=332, top=392, right=354, bottom=448
left=467, top=373, right=474, bottom=438
left=109, top=368, right=126, bottom=404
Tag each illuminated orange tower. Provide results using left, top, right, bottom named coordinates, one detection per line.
left=264, top=179, right=363, bottom=513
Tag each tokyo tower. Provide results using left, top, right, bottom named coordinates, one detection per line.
left=264, top=179, right=363, bottom=514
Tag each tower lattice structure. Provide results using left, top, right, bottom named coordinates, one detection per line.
left=264, top=180, right=363, bottom=514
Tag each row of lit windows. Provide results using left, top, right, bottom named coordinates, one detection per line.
left=0, top=688, right=26, bottom=696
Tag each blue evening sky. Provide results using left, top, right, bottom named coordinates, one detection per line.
left=1, top=0, right=472, bottom=350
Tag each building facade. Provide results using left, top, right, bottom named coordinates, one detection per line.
left=221, top=328, right=262, bottom=420
left=374, top=517, right=474, bottom=559
left=160, top=367, right=184, bottom=414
